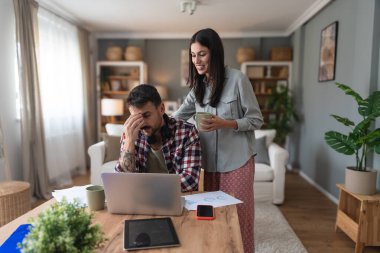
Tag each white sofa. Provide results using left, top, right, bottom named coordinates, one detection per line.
left=88, top=124, right=123, bottom=186
left=88, top=125, right=288, bottom=204
left=254, top=129, right=288, bottom=204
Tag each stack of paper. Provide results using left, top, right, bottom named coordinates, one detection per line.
left=52, top=184, right=92, bottom=206
left=183, top=191, right=243, bottom=210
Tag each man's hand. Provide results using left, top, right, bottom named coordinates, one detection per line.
left=118, top=113, right=144, bottom=172
left=123, top=113, right=144, bottom=152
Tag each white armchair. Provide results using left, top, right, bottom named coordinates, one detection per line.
left=254, top=129, right=289, bottom=204
left=88, top=124, right=123, bottom=186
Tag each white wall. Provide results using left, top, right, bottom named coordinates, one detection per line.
left=0, top=0, right=23, bottom=181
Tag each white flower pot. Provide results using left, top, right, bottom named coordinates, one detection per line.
left=345, top=167, right=378, bottom=195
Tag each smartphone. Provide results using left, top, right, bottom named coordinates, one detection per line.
left=196, top=205, right=215, bottom=220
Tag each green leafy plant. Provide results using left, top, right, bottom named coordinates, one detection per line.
left=18, top=199, right=106, bottom=253
left=267, top=85, right=299, bottom=146
left=324, top=82, right=380, bottom=171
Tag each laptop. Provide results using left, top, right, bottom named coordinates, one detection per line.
left=101, top=172, right=184, bottom=216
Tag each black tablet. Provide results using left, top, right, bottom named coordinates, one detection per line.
left=124, top=217, right=180, bottom=251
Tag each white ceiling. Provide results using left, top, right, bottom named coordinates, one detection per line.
left=37, top=0, right=332, bottom=39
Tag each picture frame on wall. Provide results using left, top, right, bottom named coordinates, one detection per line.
left=318, top=21, right=338, bottom=82
left=164, top=101, right=179, bottom=115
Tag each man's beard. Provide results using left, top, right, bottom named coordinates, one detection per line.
left=141, top=125, right=161, bottom=144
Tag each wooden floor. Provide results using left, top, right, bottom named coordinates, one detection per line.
left=279, top=171, right=380, bottom=253
left=32, top=171, right=380, bottom=253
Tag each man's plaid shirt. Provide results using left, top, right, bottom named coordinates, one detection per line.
left=115, top=116, right=202, bottom=192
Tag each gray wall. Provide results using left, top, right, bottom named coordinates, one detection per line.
left=375, top=0, right=380, bottom=175
left=0, top=0, right=22, bottom=181
left=292, top=0, right=380, bottom=198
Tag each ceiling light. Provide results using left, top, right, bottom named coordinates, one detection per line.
left=180, top=0, right=197, bottom=15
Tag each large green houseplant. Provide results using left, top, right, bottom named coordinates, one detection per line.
left=324, top=82, right=380, bottom=194
left=267, top=85, right=299, bottom=146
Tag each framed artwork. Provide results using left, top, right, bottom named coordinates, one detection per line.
left=164, top=101, right=179, bottom=115
left=181, top=49, right=189, bottom=86
left=318, top=21, right=338, bottom=82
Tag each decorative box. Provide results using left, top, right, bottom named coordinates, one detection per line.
left=270, top=47, right=292, bottom=61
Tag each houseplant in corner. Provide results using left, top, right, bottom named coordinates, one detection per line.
left=267, top=84, right=299, bottom=146
left=324, top=82, right=380, bottom=195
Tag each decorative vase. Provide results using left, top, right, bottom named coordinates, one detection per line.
left=110, top=80, right=121, bottom=91
left=124, top=46, right=143, bottom=61
left=106, top=46, right=123, bottom=61
left=345, top=167, right=378, bottom=195
left=236, top=47, right=255, bottom=64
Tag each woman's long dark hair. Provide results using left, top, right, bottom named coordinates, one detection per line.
left=188, top=28, right=225, bottom=107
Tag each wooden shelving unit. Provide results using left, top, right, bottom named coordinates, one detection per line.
left=335, top=184, right=380, bottom=253
left=241, top=61, right=292, bottom=127
left=96, top=61, right=147, bottom=138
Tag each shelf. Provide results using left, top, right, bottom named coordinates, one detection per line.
left=108, top=75, right=136, bottom=80
left=97, top=61, right=147, bottom=139
left=260, top=110, right=277, bottom=114
left=335, top=184, right=380, bottom=253
left=250, top=77, right=288, bottom=81
left=241, top=61, right=292, bottom=129
left=103, top=90, right=129, bottom=96
left=255, top=93, right=272, bottom=96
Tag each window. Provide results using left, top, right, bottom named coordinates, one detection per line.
left=37, top=8, right=86, bottom=186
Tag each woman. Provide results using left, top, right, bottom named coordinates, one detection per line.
left=173, top=28, right=263, bottom=253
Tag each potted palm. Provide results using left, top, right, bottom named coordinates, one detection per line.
left=324, top=82, right=380, bottom=195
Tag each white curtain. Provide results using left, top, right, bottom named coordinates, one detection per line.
left=37, top=8, right=86, bottom=186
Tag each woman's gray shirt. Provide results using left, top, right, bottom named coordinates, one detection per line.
left=173, top=67, right=263, bottom=172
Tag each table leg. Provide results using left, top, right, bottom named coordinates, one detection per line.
left=354, top=242, right=364, bottom=253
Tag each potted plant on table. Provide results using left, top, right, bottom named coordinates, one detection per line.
left=18, top=199, right=106, bottom=253
left=324, top=82, right=380, bottom=195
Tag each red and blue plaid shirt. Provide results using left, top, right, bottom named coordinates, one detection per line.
left=115, top=116, right=202, bottom=192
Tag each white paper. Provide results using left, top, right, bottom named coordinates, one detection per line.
left=52, top=184, right=92, bottom=206
left=183, top=191, right=243, bottom=210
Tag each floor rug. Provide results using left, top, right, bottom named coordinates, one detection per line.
left=255, top=202, right=308, bottom=253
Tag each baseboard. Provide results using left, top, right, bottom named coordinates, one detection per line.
left=299, top=171, right=338, bottom=204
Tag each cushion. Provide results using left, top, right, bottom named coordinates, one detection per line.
left=254, top=163, right=274, bottom=181
left=255, top=129, right=276, bottom=146
left=255, top=136, right=270, bottom=165
left=103, top=134, right=121, bottom=163
left=105, top=123, right=123, bottom=136
left=102, top=160, right=118, bottom=174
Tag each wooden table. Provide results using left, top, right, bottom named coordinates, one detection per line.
left=0, top=198, right=244, bottom=252
left=335, top=184, right=380, bottom=253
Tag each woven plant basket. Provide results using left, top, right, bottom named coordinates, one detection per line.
left=106, top=46, right=123, bottom=61
left=236, top=47, right=255, bottom=64
left=124, top=46, right=143, bottom=61
left=0, top=181, right=31, bottom=226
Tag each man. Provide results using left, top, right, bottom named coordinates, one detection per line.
left=115, top=84, right=201, bottom=192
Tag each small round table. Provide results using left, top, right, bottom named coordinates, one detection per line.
left=0, top=181, right=31, bottom=226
